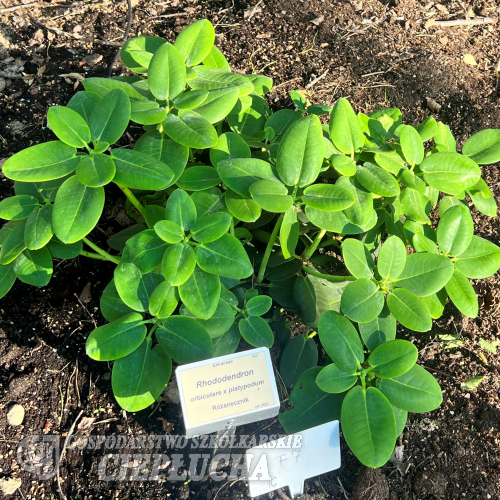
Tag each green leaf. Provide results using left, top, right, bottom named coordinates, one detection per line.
left=67, top=91, right=102, bottom=123
left=279, top=367, right=344, bottom=434
left=162, top=110, right=218, bottom=149
left=114, top=263, right=164, bottom=312
left=337, top=176, right=373, bottom=226
left=330, top=155, right=357, bottom=176
left=377, top=235, right=406, bottom=281
left=13, top=247, right=52, bottom=286
left=302, top=184, right=355, bottom=211
left=53, top=176, right=104, bottom=244
left=149, top=280, right=179, bottom=319
left=246, top=295, right=272, bottom=316
left=368, top=339, right=418, bottom=378
left=130, top=100, right=167, bottom=125
left=280, top=335, right=318, bottom=387
left=316, top=364, right=357, bottom=393
left=107, top=224, right=147, bottom=251
left=188, top=67, right=254, bottom=96
left=76, top=154, right=116, bottom=188
left=394, top=253, right=454, bottom=296
left=225, top=189, right=261, bottom=222
left=467, top=178, right=497, bottom=217
left=341, top=386, right=397, bottom=468
left=47, top=237, right=82, bottom=259
left=479, top=338, right=500, bottom=353
left=341, top=279, right=384, bottom=324
left=193, top=87, right=239, bottom=124
left=178, top=267, right=220, bottom=319
left=83, top=77, right=144, bottom=100
left=420, top=152, right=481, bottom=195
left=276, top=114, right=324, bottom=187
left=24, top=204, right=53, bottom=250
left=249, top=179, right=293, bottom=213
left=374, top=150, right=406, bottom=175
left=415, top=116, right=437, bottom=141
left=377, top=364, right=443, bottom=413
left=176, top=166, right=221, bottom=192
left=358, top=305, right=397, bottom=350
left=162, top=243, right=196, bottom=286
left=265, top=109, right=301, bottom=138
left=399, top=169, right=426, bottom=194
left=0, top=219, right=26, bottom=265
left=112, top=338, right=172, bottom=412
left=120, top=35, right=167, bottom=73
left=400, top=125, right=424, bottom=166
left=355, top=162, right=400, bottom=197
left=134, top=131, right=188, bottom=186
left=400, top=187, right=430, bottom=224
left=173, top=90, right=209, bottom=109
left=174, top=19, right=215, bottom=66
left=306, top=206, right=377, bottom=235
left=0, top=263, right=16, bottom=299
left=193, top=299, right=235, bottom=338
left=462, top=129, right=500, bottom=164
left=290, top=90, right=307, bottom=110
left=245, top=74, right=272, bottom=94
left=386, top=288, right=432, bottom=332
left=318, top=310, right=364, bottom=372
left=89, top=89, right=131, bottom=145
left=86, top=312, right=146, bottom=361
left=154, top=220, right=184, bottom=244
left=454, top=235, right=500, bottom=279
left=445, top=268, right=478, bottom=318
left=307, top=104, right=332, bottom=116
left=210, top=132, right=251, bottom=167
left=195, top=233, right=252, bottom=279
left=227, top=94, right=270, bottom=136
left=190, top=212, right=231, bottom=243
left=329, top=98, right=365, bottom=155
left=100, top=279, right=138, bottom=322
left=47, top=106, right=91, bottom=148
left=280, top=206, right=299, bottom=259
left=3, top=141, right=79, bottom=182
left=148, top=42, right=186, bottom=100
left=157, top=315, right=213, bottom=362
left=166, top=188, right=197, bottom=231
left=461, top=375, right=485, bottom=392
left=213, top=322, right=241, bottom=356
left=420, top=288, right=447, bottom=319
left=239, top=315, right=274, bottom=348
left=202, top=45, right=231, bottom=71
left=434, top=122, right=457, bottom=152
left=437, top=204, right=473, bottom=257
left=0, top=195, right=39, bottom=221
left=217, top=158, right=277, bottom=197
left=413, top=233, right=438, bottom=254
left=191, top=188, right=227, bottom=219
left=342, top=239, right=374, bottom=279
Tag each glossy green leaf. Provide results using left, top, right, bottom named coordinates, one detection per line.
left=400, top=187, right=430, bottom=224
left=377, top=364, right=443, bottom=413
left=210, top=132, right=251, bottom=168
left=148, top=42, right=186, bottom=100
left=0, top=263, right=16, bottom=299
left=154, top=220, right=183, bottom=244
left=53, top=176, right=104, bottom=244
left=239, top=315, right=274, bottom=348
left=462, top=129, right=500, bottom=164
left=188, top=67, right=254, bottom=96
left=454, top=235, right=500, bottom=279
left=276, top=114, right=324, bottom=187
left=341, top=386, right=397, bottom=468
left=329, top=98, right=365, bottom=155
left=113, top=338, right=172, bottom=412
left=86, top=312, right=146, bottom=361
left=173, top=90, right=209, bottom=109
left=130, top=100, right=167, bottom=125
left=420, top=152, right=481, bottom=195
left=166, top=188, right=197, bottom=231
left=434, top=122, right=456, bottom=152
left=337, top=176, right=373, bottom=226
left=225, top=189, right=261, bottom=222
left=249, top=179, right=293, bottom=213
left=100, top=279, right=138, bottom=322
left=193, top=87, right=239, bottom=124
left=377, top=235, right=406, bottom=281
left=178, top=267, right=220, bottom=319
left=47, top=105, right=91, bottom=148
left=280, top=206, right=299, bottom=259
left=213, top=322, right=241, bottom=356
left=415, top=116, right=437, bottom=141
left=399, top=169, right=426, bottom=194
left=245, top=74, right=272, bottom=94
left=107, top=224, right=147, bottom=251
left=437, top=204, right=473, bottom=256
left=318, top=310, right=364, bottom=373
left=89, top=89, right=131, bottom=145
left=246, top=295, right=272, bottom=316
left=265, top=109, right=301, bottom=138
left=162, top=110, right=218, bottom=149
left=13, top=247, right=52, bottom=286
left=316, top=364, right=357, bottom=393
left=202, top=45, right=231, bottom=71
left=162, top=243, right=196, bottom=286
left=358, top=305, right=397, bottom=351
left=227, top=94, right=270, bottom=136
left=342, top=238, right=374, bottom=279
left=386, top=288, right=432, bottom=332
left=24, top=204, right=53, bottom=250
left=149, top=280, right=179, bottom=319
left=84, top=77, right=144, bottom=100
left=368, top=339, right=418, bottom=378
left=306, top=206, right=377, bottom=235
left=420, top=288, right=447, bottom=319
left=445, top=268, right=478, bottom=318
left=302, top=183, right=355, bottom=211
left=47, top=237, right=82, bottom=260
left=355, top=162, right=400, bottom=197
left=174, top=19, right=215, bottom=66
left=467, top=178, right=497, bottom=217
left=190, top=212, right=231, bottom=243
left=330, top=155, right=357, bottom=176
left=76, top=154, right=116, bottom=188
left=191, top=188, right=228, bottom=219
left=400, top=125, right=424, bottom=166
left=176, top=166, right=221, bottom=191
left=195, top=233, right=252, bottom=279
left=2, top=141, right=79, bottom=182
left=0, top=195, right=39, bottom=221
left=193, top=299, right=235, bottom=338
left=67, top=91, right=102, bottom=123
left=120, top=35, right=166, bottom=73
left=341, top=279, right=384, bottom=324
left=280, top=335, right=318, bottom=387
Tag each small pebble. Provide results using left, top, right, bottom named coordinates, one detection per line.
left=7, top=404, right=25, bottom=426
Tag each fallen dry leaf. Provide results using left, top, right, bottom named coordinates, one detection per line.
left=0, top=477, right=22, bottom=496
left=79, top=282, right=92, bottom=303
left=310, top=14, right=324, bottom=25
left=463, top=54, right=477, bottom=66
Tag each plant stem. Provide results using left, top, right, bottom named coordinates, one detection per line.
left=79, top=250, right=109, bottom=261
left=117, top=185, right=146, bottom=217
left=304, top=229, right=326, bottom=260
left=148, top=324, right=159, bottom=339
left=301, top=264, right=356, bottom=283
left=256, top=214, right=284, bottom=284
left=319, top=238, right=341, bottom=249
left=82, top=237, right=120, bottom=265
left=230, top=217, right=235, bottom=236
left=189, top=148, right=195, bottom=162
left=308, top=331, right=318, bottom=339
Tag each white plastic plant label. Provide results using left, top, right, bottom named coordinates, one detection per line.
left=245, top=421, right=341, bottom=497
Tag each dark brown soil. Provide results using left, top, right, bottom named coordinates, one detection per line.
left=1, top=0, right=500, bottom=498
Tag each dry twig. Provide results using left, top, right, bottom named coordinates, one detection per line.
left=428, top=17, right=496, bottom=27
